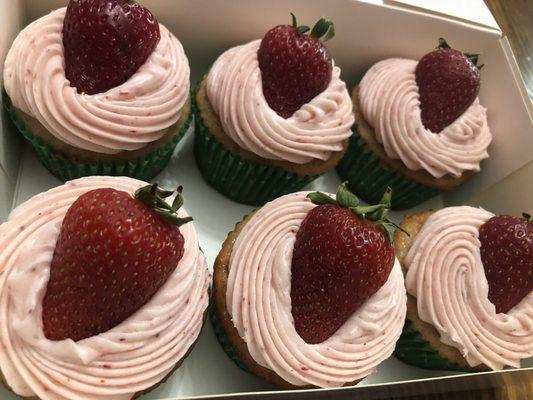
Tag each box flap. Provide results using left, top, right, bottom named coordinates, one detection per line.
left=386, top=0, right=501, bottom=32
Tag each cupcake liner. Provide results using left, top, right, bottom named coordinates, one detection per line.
left=3, top=90, right=191, bottom=182
left=209, top=296, right=250, bottom=373
left=336, top=128, right=440, bottom=209
left=192, top=87, right=317, bottom=206
left=394, top=319, right=472, bottom=372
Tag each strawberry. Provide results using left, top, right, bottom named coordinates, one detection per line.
left=479, top=213, right=533, bottom=314
left=291, top=184, right=405, bottom=344
left=42, top=184, right=192, bottom=341
left=63, top=0, right=160, bottom=95
left=258, top=14, right=335, bottom=118
left=415, top=38, right=482, bottom=133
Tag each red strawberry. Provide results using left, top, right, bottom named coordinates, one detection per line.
left=479, top=213, right=532, bottom=314
left=258, top=14, right=335, bottom=118
left=42, top=184, right=192, bottom=341
left=63, top=0, right=160, bottom=95
left=291, top=184, right=404, bottom=344
left=415, top=38, right=482, bottom=133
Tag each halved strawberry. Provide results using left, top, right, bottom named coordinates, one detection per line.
left=291, top=184, right=405, bottom=344
left=63, top=0, right=161, bottom=94
left=258, top=14, right=335, bottom=118
left=416, top=38, right=482, bottom=133
left=42, top=184, right=192, bottom=341
left=479, top=213, right=532, bottom=314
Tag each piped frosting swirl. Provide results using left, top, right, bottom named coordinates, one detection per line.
left=405, top=206, right=533, bottom=370
left=206, top=40, right=354, bottom=164
left=226, top=192, right=406, bottom=387
left=3, top=7, right=190, bottom=155
left=0, top=176, right=209, bottom=400
left=359, top=58, right=492, bottom=179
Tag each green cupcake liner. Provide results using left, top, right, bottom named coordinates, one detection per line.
left=192, top=88, right=317, bottom=206
left=394, top=319, right=471, bottom=372
left=3, top=90, right=192, bottom=182
left=336, top=127, right=440, bottom=210
left=209, top=296, right=250, bottom=373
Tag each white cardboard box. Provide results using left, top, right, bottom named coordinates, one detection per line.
left=0, top=1, right=531, bottom=399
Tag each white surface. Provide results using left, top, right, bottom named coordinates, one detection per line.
left=0, top=0, right=532, bottom=399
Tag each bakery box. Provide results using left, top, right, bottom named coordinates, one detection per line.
left=0, top=0, right=531, bottom=399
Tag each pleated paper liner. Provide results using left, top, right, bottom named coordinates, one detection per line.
left=3, top=90, right=191, bottom=182
left=394, top=319, right=473, bottom=372
left=210, top=213, right=252, bottom=375
left=192, top=87, right=317, bottom=207
left=336, top=128, right=440, bottom=210
left=209, top=294, right=251, bottom=374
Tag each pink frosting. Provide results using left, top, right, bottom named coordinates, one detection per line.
left=0, top=177, right=209, bottom=400
left=206, top=40, right=354, bottom=164
left=405, top=206, right=533, bottom=370
left=226, top=192, right=406, bottom=387
left=359, top=59, right=492, bottom=179
left=3, top=8, right=190, bottom=155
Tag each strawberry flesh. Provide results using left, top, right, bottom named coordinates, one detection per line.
left=416, top=47, right=480, bottom=133
left=479, top=215, right=532, bottom=314
left=42, top=188, right=184, bottom=341
left=291, top=204, right=395, bottom=344
left=258, top=25, right=332, bottom=118
left=63, top=0, right=160, bottom=95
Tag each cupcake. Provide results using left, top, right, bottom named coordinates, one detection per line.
left=394, top=207, right=532, bottom=371
left=212, top=184, right=407, bottom=388
left=0, top=176, right=209, bottom=399
left=3, top=0, right=191, bottom=182
left=194, top=15, right=353, bottom=206
left=337, top=39, right=492, bottom=209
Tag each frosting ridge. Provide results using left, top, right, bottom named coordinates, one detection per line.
left=404, top=206, right=533, bottom=370
left=3, top=8, right=190, bottom=154
left=206, top=40, right=354, bottom=164
left=226, top=192, right=406, bottom=387
left=0, top=176, right=209, bottom=400
left=359, top=58, right=492, bottom=179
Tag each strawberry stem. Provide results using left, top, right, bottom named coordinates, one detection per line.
left=437, top=37, right=483, bottom=70
left=290, top=12, right=310, bottom=35
left=437, top=38, right=451, bottom=50
left=134, top=184, right=192, bottom=227
left=307, top=183, right=408, bottom=243
left=289, top=13, right=334, bottom=41
left=523, top=213, right=532, bottom=223
left=172, top=185, right=184, bottom=211
left=307, top=191, right=337, bottom=206
left=310, top=17, right=335, bottom=41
